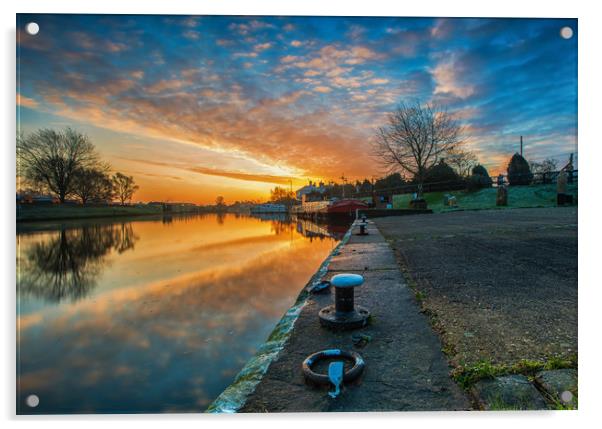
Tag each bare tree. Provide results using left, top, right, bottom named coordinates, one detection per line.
left=373, top=102, right=465, bottom=195
left=72, top=167, right=113, bottom=204
left=17, top=128, right=102, bottom=203
left=530, top=158, right=558, bottom=175
left=446, top=148, right=478, bottom=178
left=112, top=172, right=139, bottom=205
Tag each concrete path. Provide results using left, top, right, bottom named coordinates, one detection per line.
left=241, top=220, right=471, bottom=412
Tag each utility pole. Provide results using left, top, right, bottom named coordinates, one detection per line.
left=289, top=178, right=293, bottom=211
left=520, top=135, right=523, bottom=156
left=340, top=174, right=347, bottom=199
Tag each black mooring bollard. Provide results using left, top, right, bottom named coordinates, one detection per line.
left=358, top=222, right=368, bottom=235
left=319, top=273, right=370, bottom=330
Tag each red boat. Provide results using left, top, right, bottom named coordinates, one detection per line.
left=326, top=199, right=368, bottom=216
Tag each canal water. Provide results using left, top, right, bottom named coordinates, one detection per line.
left=16, top=213, right=349, bottom=414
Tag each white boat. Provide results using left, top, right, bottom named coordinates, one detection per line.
left=250, top=203, right=288, bottom=214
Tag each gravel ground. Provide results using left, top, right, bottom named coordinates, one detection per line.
left=375, top=207, right=577, bottom=367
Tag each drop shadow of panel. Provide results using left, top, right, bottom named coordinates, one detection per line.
left=18, top=222, right=139, bottom=302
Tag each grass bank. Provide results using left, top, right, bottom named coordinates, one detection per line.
left=17, top=204, right=163, bottom=222
left=392, top=183, right=578, bottom=213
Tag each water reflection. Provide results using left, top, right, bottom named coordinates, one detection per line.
left=18, top=223, right=138, bottom=302
left=17, top=214, right=348, bottom=414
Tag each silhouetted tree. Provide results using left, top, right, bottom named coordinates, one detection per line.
left=374, top=173, right=406, bottom=191
left=530, top=158, right=558, bottom=175
left=17, top=128, right=103, bottom=203
left=112, top=172, right=139, bottom=205
left=270, top=186, right=295, bottom=204
left=467, top=164, right=493, bottom=191
left=373, top=101, right=465, bottom=196
left=72, top=167, right=113, bottom=204
left=447, top=148, right=478, bottom=177
left=424, top=159, right=461, bottom=184
left=507, top=153, right=533, bottom=185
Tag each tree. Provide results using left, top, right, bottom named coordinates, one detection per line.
left=112, top=172, right=139, bottom=205
left=215, top=196, right=226, bottom=208
left=373, top=101, right=465, bottom=196
left=270, top=186, right=295, bottom=204
left=447, top=148, right=478, bottom=177
left=467, top=164, right=493, bottom=191
left=72, top=167, right=113, bottom=204
left=17, top=128, right=102, bottom=203
left=530, top=158, right=558, bottom=175
left=424, top=159, right=461, bottom=184
left=374, top=173, right=406, bottom=191
left=507, top=153, right=533, bottom=186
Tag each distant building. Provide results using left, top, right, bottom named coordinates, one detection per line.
left=250, top=203, right=287, bottom=214
left=16, top=193, right=59, bottom=204
left=295, top=181, right=327, bottom=200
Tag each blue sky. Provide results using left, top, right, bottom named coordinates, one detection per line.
left=17, top=15, right=577, bottom=203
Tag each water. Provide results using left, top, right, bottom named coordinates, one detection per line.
left=16, top=213, right=349, bottom=414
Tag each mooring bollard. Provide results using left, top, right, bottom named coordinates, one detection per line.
left=358, top=222, right=368, bottom=236
left=319, top=273, right=370, bottom=330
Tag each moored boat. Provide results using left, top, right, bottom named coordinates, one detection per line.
left=326, top=199, right=368, bottom=216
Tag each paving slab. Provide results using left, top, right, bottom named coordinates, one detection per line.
left=534, top=369, right=578, bottom=406
left=329, top=243, right=399, bottom=272
left=472, top=375, right=548, bottom=410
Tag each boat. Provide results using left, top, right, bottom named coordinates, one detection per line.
left=291, top=198, right=368, bottom=218
left=326, top=199, right=368, bottom=215
left=250, top=203, right=288, bottom=214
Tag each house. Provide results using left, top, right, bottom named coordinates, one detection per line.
left=295, top=181, right=327, bottom=201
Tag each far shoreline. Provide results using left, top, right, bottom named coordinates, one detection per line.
left=16, top=204, right=226, bottom=223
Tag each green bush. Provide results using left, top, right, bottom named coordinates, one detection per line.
left=424, top=160, right=461, bottom=184
left=467, top=164, right=493, bottom=191
left=507, top=153, right=533, bottom=186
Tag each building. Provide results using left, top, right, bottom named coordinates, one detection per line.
left=295, top=181, right=327, bottom=201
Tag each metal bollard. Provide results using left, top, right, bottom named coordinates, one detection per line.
left=358, top=222, right=368, bottom=235
left=319, top=273, right=370, bottom=330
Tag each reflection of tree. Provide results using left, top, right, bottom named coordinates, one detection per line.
left=270, top=221, right=294, bottom=236
left=18, top=223, right=139, bottom=302
left=216, top=212, right=226, bottom=225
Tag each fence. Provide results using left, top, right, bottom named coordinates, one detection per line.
left=346, top=169, right=578, bottom=199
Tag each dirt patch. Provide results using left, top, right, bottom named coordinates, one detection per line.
left=375, top=207, right=577, bottom=368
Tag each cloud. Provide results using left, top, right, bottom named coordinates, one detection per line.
left=189, top=166, right=294, bottom=185
left=280, top=55, right=299, bottom=63
left=290, top=40, right=302, bottom=47
left=183, top=30, right=201, bottom=40
left=254, top=42, right=272, bottom=51
left=431, top=55, right=476, bottom=99
left=145, top=79, right=188, bottom=94
left=130, top=70, right=144, bottom=79
left=17, top=93, right=39, bottom=109
left=313, top=86, right=332, bottom=93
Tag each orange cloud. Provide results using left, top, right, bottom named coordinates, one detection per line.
left=17, top=93, right=38, bottom=109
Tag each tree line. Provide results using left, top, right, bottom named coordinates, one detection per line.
left=17, top=128, right=139, bottom=205
left=266, top=101, right=570, bottom=203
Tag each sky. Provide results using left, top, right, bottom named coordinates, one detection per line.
left=16, top=15, right=578, bottom=204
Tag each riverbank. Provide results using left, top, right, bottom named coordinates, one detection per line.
left=17, top=204, right=164, bottom=222
left=230, top=219, right=471, bottom=412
